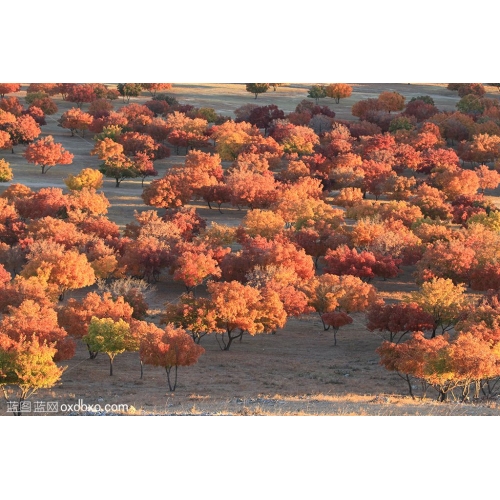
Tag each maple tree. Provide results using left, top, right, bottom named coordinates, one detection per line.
left=0, top=84, right=21, bottom=98
left=139, top=323, right=205, bottom=391
left=325, top=83, right=353, bottom=104
left=447, top=331, right=500, bottom=400
left=377, top=332, right=451, bottom=400
left=99, top=153, right=138, bottom=187
left=456, top=83, right=486, bottom=98
left=65, top=188, right=110, bottom=219
left=172, top=242, right=223, bottom=292
left=117, top=131, right=159, bottom=158
left=26, top=83, right=59, bottom=96
left=91, top=137, right=124, bottom=161
left=0, top=130, right=12, bottom=151
left=65, top=168, right=104, bottom=191
left=162, top=293, right=217, bottom=344
left=21, top=240, right=96, bottom=300
left=58, top=107, right=93, bottom=136
left=88, top=98, right=113, bottom=118
left=182, top=150, right=223, bottom=195
left=271, top=122, right=320, bottom=156
left=351, top=98, right=384, bottom=120
left=366, top=300, right=435, bottom=343
left=242, top=209, right=285, bottom=239
left=0, top=159, right=13, bottom=182
left=403, top=99, right=439, bottom=121
left=305, top=273, right=377, bottom=332
left=0, top=273, right=55, bottom=314
left=323, top=245, right=377, bottom=281
left=65, top=84, right=97, bottom=107
left=378, top=329, right=500, bottom=401
left=3, top=114, right=41, bottom=152
left=142, top=167, right=192, bottom=207
left=378, top=91, right=405, bottom=113
left=0, top=335, right=64, bottom=414
left=410, top=183, right=453, bottom=220
left=0, top=96, right=23, bottom=116
left=25, top=216, right=90, bottom=250
left=226, top=167, right=278, bottom=209
left=464, top=134, right=500, bottom=165
left=141, top=83, right=173, bottom=96
left=24, top=135, right=74, bottom=174
left=211, top=120, right=260, bottom=160
left=359, top=159, right=395, bottom=199
left=91, top=84, right=119, bottom=101
left=13, top=186, right=67, bottom=220
left=89, top=112, right=128, bottom=134
left=247, top=105, right=285, bottom=135
left=120, top=235, right=174, bottom=283
left=0, top=299, right=75, bottom=361
left=24, top=106, right=46, bottom=126
left=58, top=291, right=134, bottom=358
left=410, top=278, right=468, bottom=337
left=206, top=280, right=286, bottom=350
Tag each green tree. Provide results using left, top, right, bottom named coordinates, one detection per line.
left=99, top=153, right=138, bottom=187
left=0, top=158, right=13, bottom=182
left=117, top=83, right=143, bottom=103
left=456, top=94, right=485, bottom=116
left=245, top=83, right=270, bottom=99
left=307, top=85, right=327, bottom=104
left=410, top=278, right=469, bottom=337
left=82, top=317, right=131, bottom=375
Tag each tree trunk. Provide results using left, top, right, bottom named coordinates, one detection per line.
left=405, top=374, right=415, bottom=399
left=140, top=360, right=143, bottom=379
left=109, top=355, right=114, bottom=376
left=166, top=366, right=177, bottom=391
left=319, top=313, right=329, bottom=331
left=115, top=178, right=120, bottom=187
left=87, top=344, right=99, bottom=359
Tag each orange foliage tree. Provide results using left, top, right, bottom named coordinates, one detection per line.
left=0, top=84, right=21, bottom=97
left=378, top=91, right=405, bottom=113
left=24, top=136, right=74, bottom=174
left=4, top=114, right=41, bottom=152
left=58, top=291, right=134, bottom=358
left=0, top=299, right=75, bottom=361
left=139, top=324, right=205, bottom=390
left=0, top=335, right=64, bottom=414
left=162, top=293, right=218, bottom=344
left=20, top=240, right=96, bottom=300
left=58, top=107, right=93, bottom=137
left=207, top=280, right=287, bottom=350
left=305, top=274, right=377, bottom=343
left=325, top=83, right=353, bottom=103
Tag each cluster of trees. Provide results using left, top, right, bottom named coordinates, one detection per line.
left=2, top=82, right=500, bottom=408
